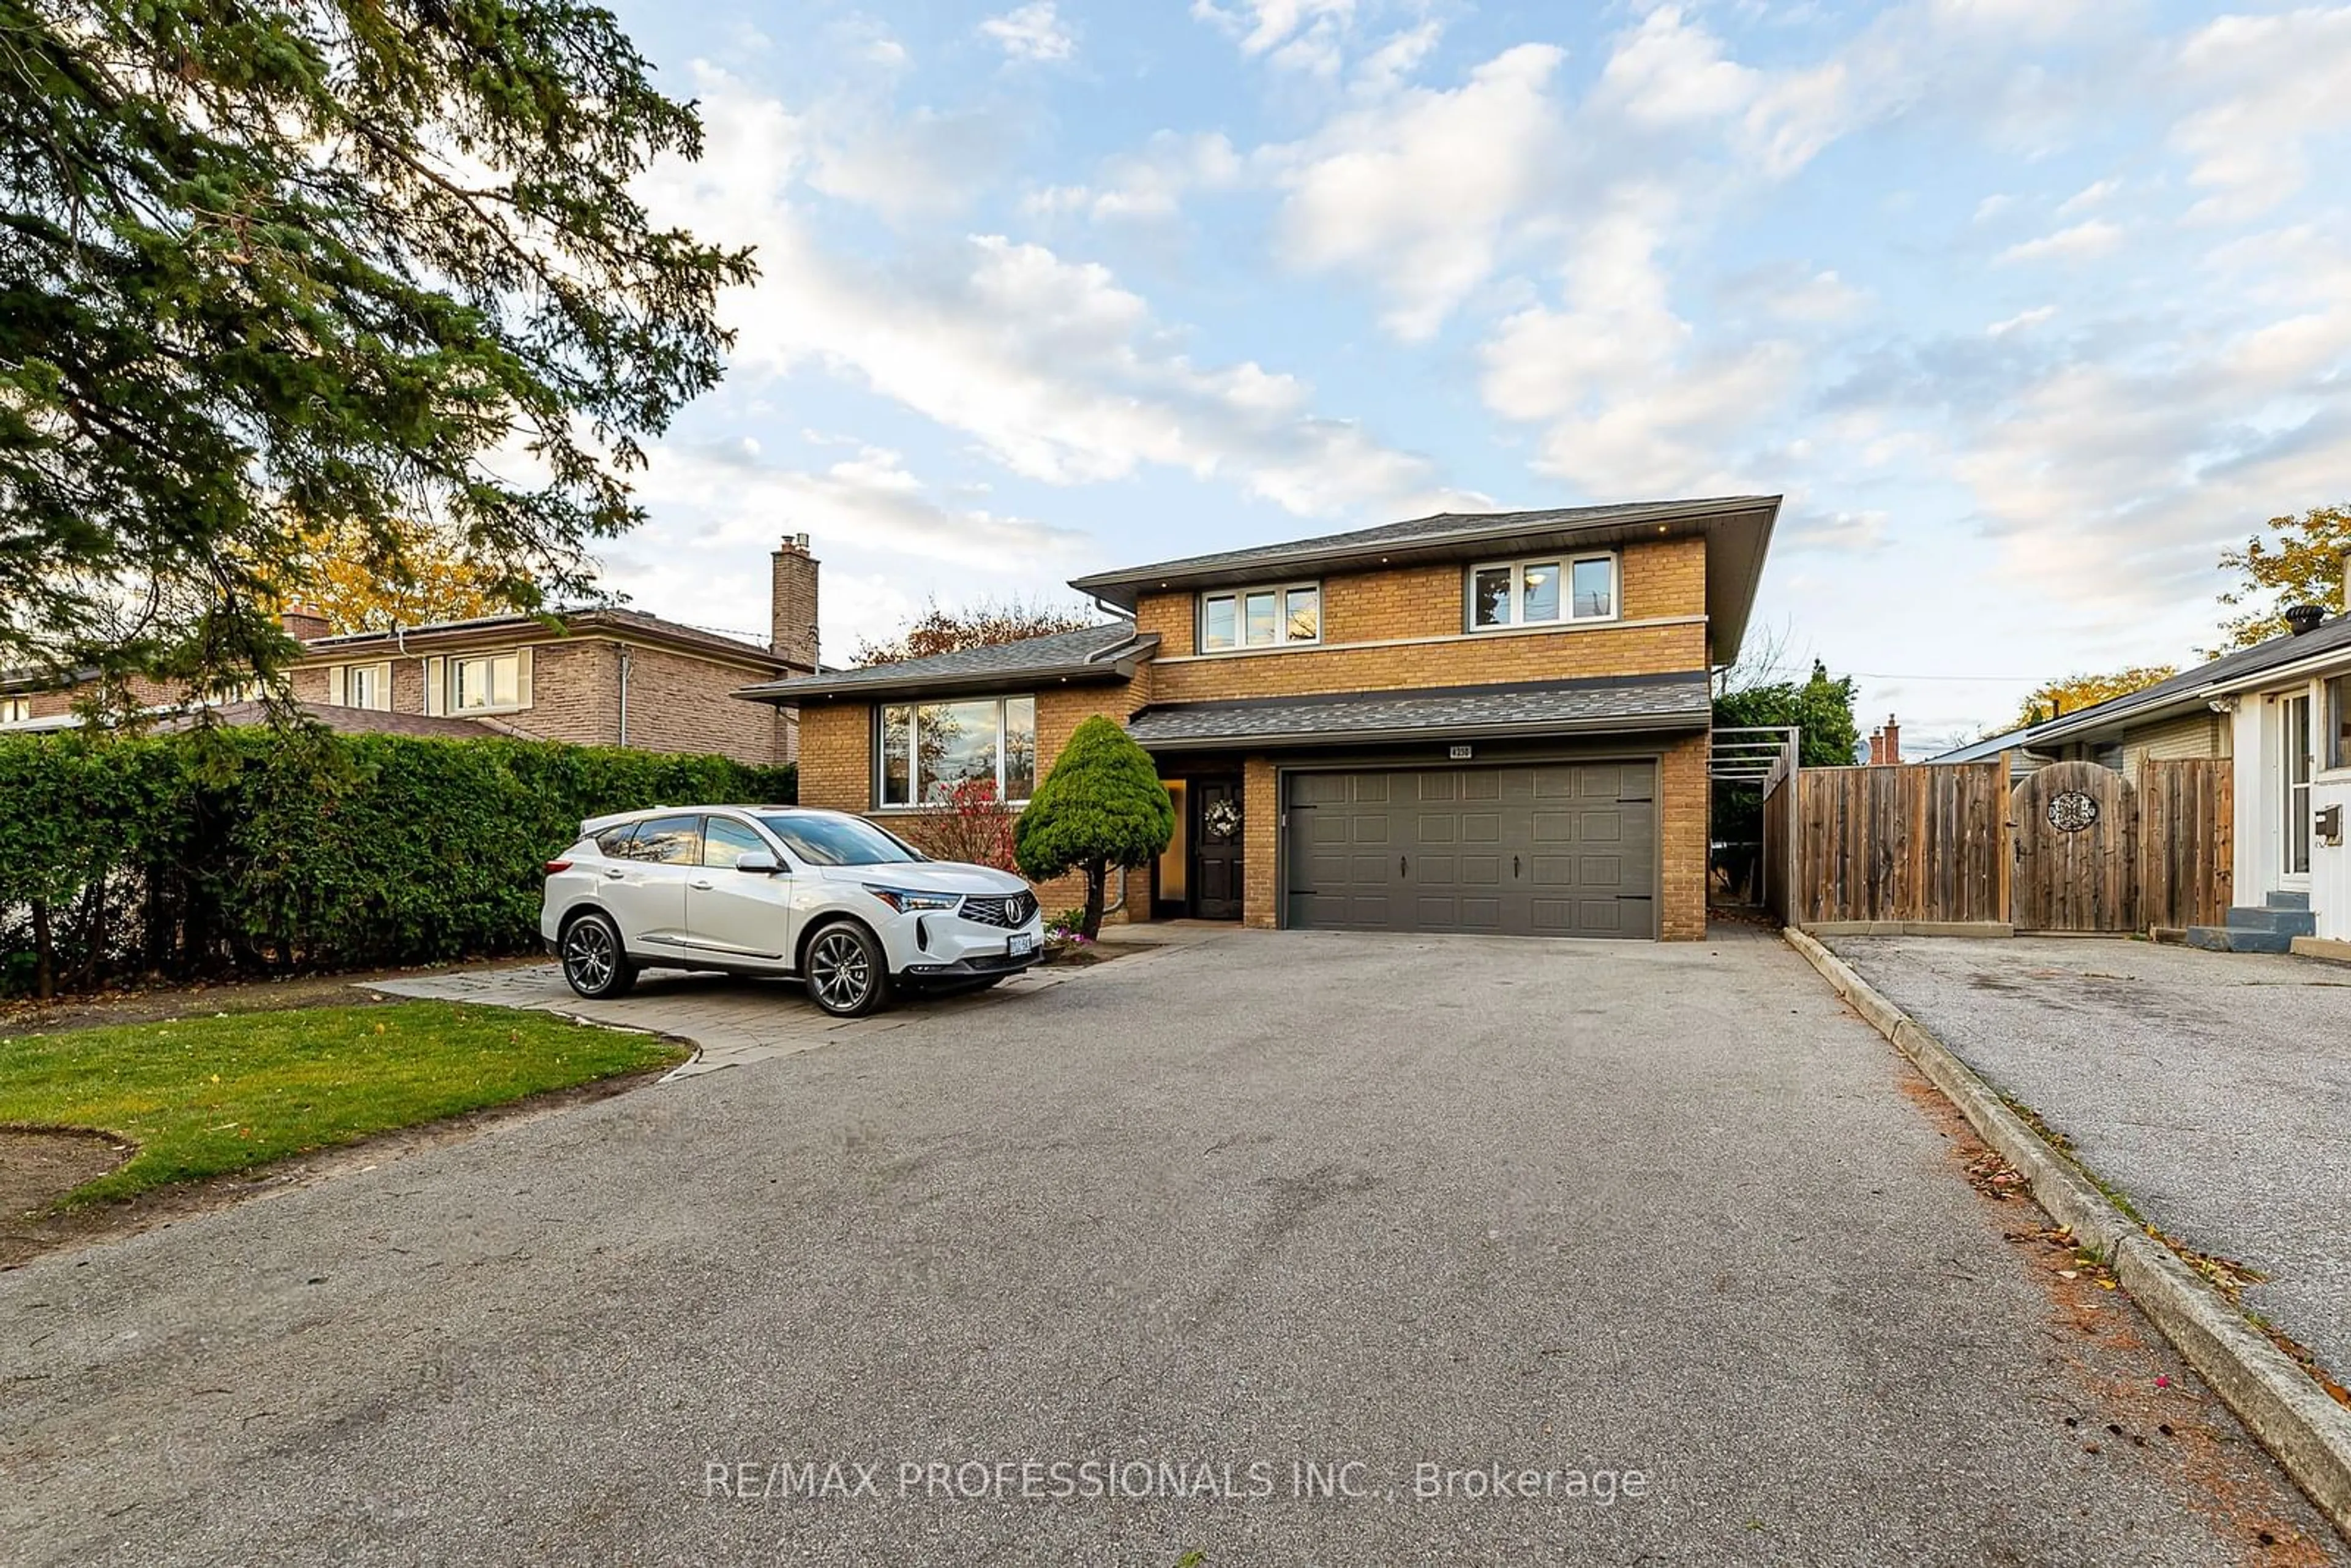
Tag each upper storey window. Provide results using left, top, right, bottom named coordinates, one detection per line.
left=1469, top=555, right=1616, bottom=631
left=1200, top=583, right=1319, bottom=652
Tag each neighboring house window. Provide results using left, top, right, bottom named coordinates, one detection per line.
left=0, top=696, right=29, bottom=726
left=1468, top=554, right=1617, bottom=631
left=1198, top=583, right=1319, bottom=652
left=425, top=649, right=531, bottom=715
left=877, top=696, right=1037, bottom=806
left=2329, top=673, right=2351, bottom=771
left=335, top=662, right=392, bottom=711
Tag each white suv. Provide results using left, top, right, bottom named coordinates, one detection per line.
left=539, top=805, right=1044, bottom=1018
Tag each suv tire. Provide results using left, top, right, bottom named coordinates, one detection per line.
left=804, top=920, right=890, bottom=1018
left=560, top=910, right=639, bottom=1000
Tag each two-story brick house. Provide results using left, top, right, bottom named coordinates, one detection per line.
left=1, top=535, right=824, bottom=769
left=744, top=498, right=1778, bottom=940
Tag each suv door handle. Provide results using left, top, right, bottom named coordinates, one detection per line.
left=603, top=867, right=626, bottom=880
left=689, top=879, right=714, bottom=890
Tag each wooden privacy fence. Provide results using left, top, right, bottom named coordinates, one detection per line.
left=1793, top=760, right=2008, bottom=928
left=1788, top=755, right=2232, bottom=934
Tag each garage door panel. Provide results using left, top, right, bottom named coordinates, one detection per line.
left=1286, top=761, right=1658, bottom=939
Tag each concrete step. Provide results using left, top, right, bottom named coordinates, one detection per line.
left=2265, top=890, right=2311, bottom=912
left=2186, top=925, right=2297, bottom=954
left=2225, top=906, right=2319, bottom=937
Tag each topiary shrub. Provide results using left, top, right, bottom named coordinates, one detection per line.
left=1013, top=716, right=1174, bottom=939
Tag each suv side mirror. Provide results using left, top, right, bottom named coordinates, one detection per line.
left=734, top=851, right=782, bottom=874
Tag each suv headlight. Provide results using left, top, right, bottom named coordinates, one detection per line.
left=863, top=885, right=962, bottom=913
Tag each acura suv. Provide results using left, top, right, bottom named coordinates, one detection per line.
left=539, top=805, right=1044, bottom=1018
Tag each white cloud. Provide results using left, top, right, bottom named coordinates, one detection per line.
left=980, top=2, right=1075, bottom=63
left=2171, top=7, right=2351, bottom=222
left=1973, top=193, right=2013, bottom=223
left=1271, top=43, right=1568, bottom=340
left=1985, top=305, right=2057, bottom=336
left=1995, top=219, right=2123, bottom=264
left=1022, top=132, right=1246, bottom=223
left=1193, top=0, right=1359, bottom=75
left=1597, top=6, right=1761, bottom=128
left=2056, top=177, right=2120, bottom=216
left=642, top=70, right=1475, bottom=522
left=1479, top=193, right=1798, bottom=497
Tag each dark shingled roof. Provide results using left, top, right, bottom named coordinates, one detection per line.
left=2027, top=610, right=2351, bottom=745
left=738, top=623, right=1154, bottom=703
left=1067, top=495, right=1779, bottom=667
left=1073, top=498, right=1760, bottom=582
left=1123, top=672, right=1712, bottom=751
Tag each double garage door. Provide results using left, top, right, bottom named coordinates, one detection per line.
left=1285, top=762, right=1657, bottom=939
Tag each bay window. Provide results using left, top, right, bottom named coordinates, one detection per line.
left=1470, top=553, right=1617, bottom=631
left=879, top=696, right=1038, bottom=806
left=1199, top=582, right=1320, bottom=652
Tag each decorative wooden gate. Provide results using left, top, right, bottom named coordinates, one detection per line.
left=2011, top=760, right=2137, bottom=932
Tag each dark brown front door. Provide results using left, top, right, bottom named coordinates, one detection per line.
left=1191, top=777, right=1243, bottom=920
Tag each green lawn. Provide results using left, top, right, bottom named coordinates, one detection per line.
left=0, top=1002, right=688, bottom=1206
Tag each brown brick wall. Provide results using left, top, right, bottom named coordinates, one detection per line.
left=1241, top=756, right=1279, bottom=928
left=1658, top=731, right=1709, bottom=941
left=1134, top=538, right=1708, bottom=704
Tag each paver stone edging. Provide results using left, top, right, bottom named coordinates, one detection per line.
left=1782, top=926, right=2351, bottom=1543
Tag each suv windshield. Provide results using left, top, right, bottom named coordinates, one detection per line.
left=758, top=813, right=924, bottom=868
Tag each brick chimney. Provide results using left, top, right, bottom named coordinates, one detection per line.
left=1881, top=713, right=1901, bottom=764
left=770, top=533, right=820, bottom=673
left=1867, top=726, right=1884, bottom=765
left=280, top=604, right=331, bottom=643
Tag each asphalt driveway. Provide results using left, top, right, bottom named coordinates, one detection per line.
left=1829, top=934, right=2351, bottom=1388
left=4, top=929, right=2341, bottom=1565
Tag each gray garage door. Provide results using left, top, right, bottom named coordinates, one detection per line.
left=1284, top=762, right=1657, bottom=939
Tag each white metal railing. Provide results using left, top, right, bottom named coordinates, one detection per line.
left=1710, top=725, right=1799, bottom=784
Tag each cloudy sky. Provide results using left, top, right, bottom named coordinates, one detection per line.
left=601, top=0, right=2351, bottom=752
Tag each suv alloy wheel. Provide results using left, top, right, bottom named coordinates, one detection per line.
left=804, top=921, right=889, bottom=1018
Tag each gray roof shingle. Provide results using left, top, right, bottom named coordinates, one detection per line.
left=1123, top=672, right=1712, bottom=750
left=738, top=623, right=1153, bottom=702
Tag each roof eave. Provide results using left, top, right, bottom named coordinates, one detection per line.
left=1070, top=497, right=1782, bottom=610
left=737, top=650, right=1147, bottom=706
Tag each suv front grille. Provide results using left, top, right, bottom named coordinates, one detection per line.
left=960, top=891, right=1038, bottom=929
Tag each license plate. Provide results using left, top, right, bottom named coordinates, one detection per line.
left=1008, top=932, right=1038, bottom=958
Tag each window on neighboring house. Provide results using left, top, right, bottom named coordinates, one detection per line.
left=426, top=649, right=530, bottom=715
left=336, top=662, right=391, bottom=711
left=0, top=696, right=30, bottom=726
left=877, top=696, right=1037, bottom=806
left=2329, top=673, right=2351, bottom=771
left=1469, top=554, right=1618, bottom=631
left=1198, top=583, right=1320, bottom=652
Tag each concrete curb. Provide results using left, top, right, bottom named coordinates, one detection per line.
left=1783, top=926, right=2351, bottom=1542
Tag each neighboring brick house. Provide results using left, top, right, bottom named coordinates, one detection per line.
left=0, top=536, right=823, bottom=769
left=742, top=498, right=1779, bottom=940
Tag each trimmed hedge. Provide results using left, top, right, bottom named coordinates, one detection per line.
left=0, top=728, right=794, bottom=996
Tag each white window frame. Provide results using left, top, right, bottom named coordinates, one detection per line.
left=0, top=696, right=32, bottom=726
left=334, top=661, right=392, bottom=711
left=877, top=694, right=1038, bottom=809
left=1198, top=582, right=1321, bottom=653
left=427, top=648, right=532, bottom=716
left=2284, top=690, right=2313, bottom=878
left=1466, top=552, right=1619, bottom=632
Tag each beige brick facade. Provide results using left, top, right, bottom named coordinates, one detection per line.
left=787, top=535, right=1720, bottom=939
